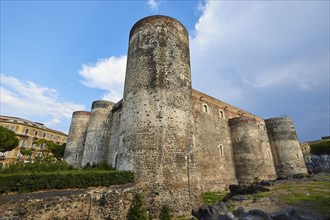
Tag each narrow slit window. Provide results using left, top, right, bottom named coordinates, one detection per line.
left=267, top=150, right=272, bottom=159
left=203, top=104, right=208, bottom=113
left=220, top=110, right=224, bottom=118
left=219, top=145, right=224, bottom=157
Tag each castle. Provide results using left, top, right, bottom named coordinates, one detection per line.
left=64, top=15, right=307, bottom=214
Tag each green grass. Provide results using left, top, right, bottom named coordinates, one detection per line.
left=202, top=191, right=228, bottom=205
left=202, top=174, right=330, bottom=219
left=280, top=180, right=330, bottom=218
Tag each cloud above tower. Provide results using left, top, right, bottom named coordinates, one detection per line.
left=79, top=56, right=127, bottom=102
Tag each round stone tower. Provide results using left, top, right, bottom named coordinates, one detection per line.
left=118, top=15, right=199, bottom=214
left=64, top=111, right=90, bottom=168
left=265, top=117, right=307, bottom=177
left=229, top=117, right=277, bottom=184
left=81, top=100, right=115, bottom=167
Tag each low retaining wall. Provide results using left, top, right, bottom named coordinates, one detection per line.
left=0, top=184, right=136, bottom=219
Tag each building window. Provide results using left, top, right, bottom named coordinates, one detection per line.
left=118, top=112, right=122, bottom=119
left=43, top=133, right=46, bottom=138
left=296, top=154, right=300, bottom=159
left=21, top=139, right=27, bottom=147
left=35, top=131, right=38, bottom=136
left=74, top=154, right=78, bottom=159
left=219, top=110, right=224, bottom=118
left=257, top=124, right=261, bottom=130
left=203, top=104, right=208, bottom=113
left=25, top=129, right=29, bottom=135
left=17, top=151, right=22, bottom=159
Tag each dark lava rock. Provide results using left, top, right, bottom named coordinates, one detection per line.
left=192, top=202, right=235, bottom=220
left=260, top=180, right=272, bottom=186
left=229, top=183, right=270, bottom=195
left=271, top=208, right=319, bottom=220
left=240, top=209, right=272, bottom=220
left=231, top=195, right=246, bottom=202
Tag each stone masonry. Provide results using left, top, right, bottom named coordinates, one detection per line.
left=64, top=15, right=307, bottom=216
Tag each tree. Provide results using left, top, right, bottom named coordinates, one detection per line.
left=33, top=139, right=66, bottom=161
left=159, top=204, right=173, bottom=220
left=310, top=141, right=330, bottom=156
left=0, top=126, right=19, bottom=152
left=127, top=193, right=148, bottom=220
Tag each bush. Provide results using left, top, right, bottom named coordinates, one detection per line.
left=310, top=141, right=330, bottom=155
left=127, top=193, right=148, bottom=220
left=82, top=161, right=114, bottom=170
left=0, top=161, right=73, bottom=174
left=159, top=204, right=173, bottom=220
left=0, top=170, right=134, bottom=193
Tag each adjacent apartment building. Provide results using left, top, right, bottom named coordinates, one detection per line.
left=0, top=115, right=67, bottom=166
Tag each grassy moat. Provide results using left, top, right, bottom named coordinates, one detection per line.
left=202, top=173, right=330, bottom=219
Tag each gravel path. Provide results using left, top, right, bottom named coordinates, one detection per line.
left=0, top=189, right=87, bottom=204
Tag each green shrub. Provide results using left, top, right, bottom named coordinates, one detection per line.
left=82, top=161, right=114, bottom=170
left=0, top=170, right=134, bottom=193
left=159, top=204, right=173, bottom=220
left=310, top=141, right=330, bottom=155
left=127, top=193, right=148, bottom=220
left=0, top=161, right=73, bottom=174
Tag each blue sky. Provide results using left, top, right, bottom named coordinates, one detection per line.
left=1, top=0, right=329, bottom=142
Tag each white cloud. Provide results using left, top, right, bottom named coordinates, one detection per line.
left=190, top=1, right=329, bottom=140
left=79, top=56, right=127, bottom=102
left=147, top=0, right=159, bottom=12
left=0, top=74, right=85, bottom=131
left=190, top=0, right=329, bottom=102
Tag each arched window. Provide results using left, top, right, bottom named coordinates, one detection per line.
left=203, top=104, right=208, bottom=113
left=219, top=110, right=224, bottom=118
left=267, top=150, right=272, bottom=159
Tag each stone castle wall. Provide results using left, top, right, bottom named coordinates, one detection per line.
left=0, top=184, right=136, bottom=220
left=81, top=100, right=114, bottom=167
left=64, top=111, right=90, bottom=168
left=108, top=100, right=122, bottom=169
left=266, top=117, right=307, bottom=177
left=118, top=15, right=199, bottom=215
left=63, top=15, right=307, bottom=216
left=229, top=117, right=277, bottom=184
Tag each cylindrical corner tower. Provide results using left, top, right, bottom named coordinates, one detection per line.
left=81, top=100, right=115, bottom=167
left=118, top=15, right=199, bottom=214
left=64, top=111, right=90, bottom=168
left=229, top=117, right=277, bottom=184
left=265, top=117, right=307, bottom=177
